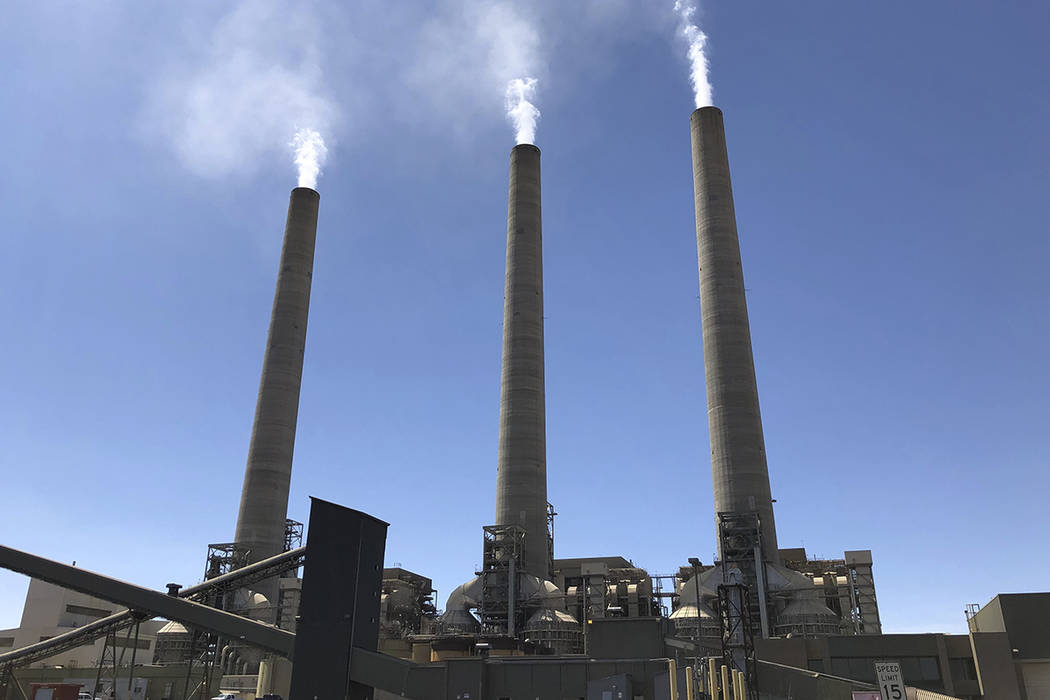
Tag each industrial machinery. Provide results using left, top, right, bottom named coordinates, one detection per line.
left=0, top=104, right=895, bottom=700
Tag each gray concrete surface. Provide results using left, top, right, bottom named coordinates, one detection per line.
left=690, top=107, right=779, bottom=562
left=234, top=187, right=320, bottom=613
left=494, top=144, right=549, bottom=580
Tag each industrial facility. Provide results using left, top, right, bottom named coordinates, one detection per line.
left=1, top=105, right=1046, bottom=700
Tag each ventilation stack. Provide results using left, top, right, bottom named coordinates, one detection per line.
left=440, top=144, right=580, bottom=654
left=234, top=187, right=320, bottom=620
left=689, top=107, right=779, bottom=564
left=494, top=143, right=550, bottom=581
left=677, top=107, right=846, bottom=643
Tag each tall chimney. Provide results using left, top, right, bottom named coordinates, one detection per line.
left=234, top=187, right=320, bottom=613
left=494, top=144, right=549, bottom=580
left=689, top=107, right=779, bottom=563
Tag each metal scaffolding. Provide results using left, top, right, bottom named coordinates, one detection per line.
left=651, top=573, right=681, bottom=618
left=717, top=511, right=771, bottom=639
left=284, top=519, right=304, bottom=554
left=0, top=545, right=305, bottom=697
left=718, top=580, right=757, bottom=700
left=477, top=525, right=526, bottom=637
left=845, top=551, right=881, bottom=634
left=546, top=503, right=557, bottom=579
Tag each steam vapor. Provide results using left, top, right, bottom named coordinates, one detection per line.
left=143, top=0, right=336, bottom=185
left=292, top=128, right=327, bottom=189
left=673, top=0, right=713, bottom=108
left=505, top=78, right=540, bottom=145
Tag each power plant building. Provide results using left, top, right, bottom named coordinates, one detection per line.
left=0, top=580, right=163, bottom=671
left=4, top=104, right=1046, bottom=700
left=412, top=109, right=883, bottom=662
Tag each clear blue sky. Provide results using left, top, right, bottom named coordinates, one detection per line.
left=2, top=1, right=1047, bottom=636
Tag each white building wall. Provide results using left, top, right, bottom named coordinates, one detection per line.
left=4, top=579, right=162, bottom=669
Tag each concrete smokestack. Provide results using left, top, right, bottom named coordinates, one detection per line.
left=234, top=187, right=320, bottom=612
left=494, top=144, right=549, bottom=580
left=689, top=107, right=779, bottom=563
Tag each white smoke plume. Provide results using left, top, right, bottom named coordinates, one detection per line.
left=673, top=0, right=714, bottom=108
left=142, top=0, right=336, bottom=184
left=292, top=128, right=327, bottom=189
left=406, top=2, right=543, bottom=143
left=505, top=78, right=540, bottom=145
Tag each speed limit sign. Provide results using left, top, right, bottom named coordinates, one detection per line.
left=874, top=660, right=905, bottom=700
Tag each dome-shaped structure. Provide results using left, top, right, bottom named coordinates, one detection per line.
left=669, top=563, right=846, bottom=641
left=523, top=608, right=582, bottom=655
left=519, top=575, right=569, bottom=610
left=769, top=566, right=841, bottom=636
left=156, top=621, right=189, bottom=636
left=153, top=620, right=194, bottom=665
left=670, top=571, right=722, bottom=640
left=774, top=596, right=840, bottom=637
left=525, top=608, right=578, bottom=627
left=439, top=576, right=482, bottom=633
left=668, top=601, right=717, bottom=621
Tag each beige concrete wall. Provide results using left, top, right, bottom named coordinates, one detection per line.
left=969, top=631, right=1022, bottom=700
left=5, top=579, right=161, bottom=669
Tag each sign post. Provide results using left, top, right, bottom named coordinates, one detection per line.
left=874, top=660, right=905, bottom=700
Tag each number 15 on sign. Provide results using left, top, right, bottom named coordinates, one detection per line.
left=874, top=661, right=905, bottom=700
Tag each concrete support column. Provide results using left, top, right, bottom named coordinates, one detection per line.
left=234, top=187, right=320, bottom=614
left=690, top=107, right=779, bottom=563
left=494, top=144, right=549, bottom=580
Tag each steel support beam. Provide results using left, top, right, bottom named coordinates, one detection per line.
left=0, top=545, right=294, bottom=657
left=0, top=546, right=304, bottom=669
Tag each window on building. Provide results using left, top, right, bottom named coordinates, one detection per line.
left=0, top=637, right=14, bottom=648
left=830, top=658, right=850, bottom=678
left=949, top=657, right=978, bottom=682
left=900, top=657, right=921, bottom=682
left=919, top=657, right=941, bottom=682
left=897, top=656, right=940, bottom=684
left=848, top=658, right=876, bottom=682
left=65, top=604, right=112, bottom=618
left=807, top=659, right=825, bottom=673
